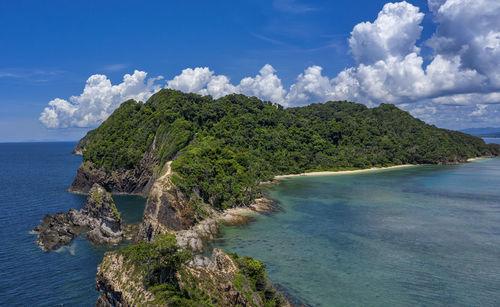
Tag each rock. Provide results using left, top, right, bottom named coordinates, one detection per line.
left=80, top=184, right=124, bottom=245
left=33, top=213, right=81, bottom=252
left=96, top=253, right=156, bottom=306
left=69, top=138, right=158, bottom=195
left=137, top=162, right=199, bottom=242
left=95, top=248, right=291, bottom=307
left=33, top=184, right=123, bottom=251
left=175, top=218, right=219, bottom=253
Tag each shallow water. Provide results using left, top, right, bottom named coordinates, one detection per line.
left=0, top=142, right=145, bottom=306
left=212, top=159, right=500, bottom=306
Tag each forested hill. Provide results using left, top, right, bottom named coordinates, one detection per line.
left=75, top=89, right=500, bottom=209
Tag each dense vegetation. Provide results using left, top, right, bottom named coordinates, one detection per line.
left=78, top=89, right=500, bottom=209
left=112, top=235, right=284, bottom=306
left=115, top=234, right=209, bottom=306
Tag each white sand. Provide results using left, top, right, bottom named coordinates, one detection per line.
left=274, top=164, right=419, bottom=179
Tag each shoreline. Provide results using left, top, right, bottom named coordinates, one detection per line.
left=274, top=164, right=419, bottom=179
left=466, top=157, right=489, bottom=162
left=273, top=157, right=495, bottom=179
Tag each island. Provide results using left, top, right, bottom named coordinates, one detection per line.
left=48, top=89, right=500, bottom=306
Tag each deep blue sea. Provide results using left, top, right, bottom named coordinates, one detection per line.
left=0, top=142, right=145, bottom=306
left=1, top=141, right=500, bottom=306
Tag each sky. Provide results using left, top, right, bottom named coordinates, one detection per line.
left=1, top=0, right=499, bottom=142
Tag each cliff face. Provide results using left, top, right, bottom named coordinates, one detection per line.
left=34, top=184, right=123, bottom=251
left=137, top=161, right=199, bottom=242
left=96, top=248, right=290, bottom=307
left=69, top=138, right=158, bottom=196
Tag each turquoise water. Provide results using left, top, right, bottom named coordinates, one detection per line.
left=0, top=143, right=145, bottom=306
left=212, top=159, right=500, bottom=306
left=2, top=142, right=500, bottom=306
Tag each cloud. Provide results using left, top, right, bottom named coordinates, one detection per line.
left=286, top=65, right=337, bottom=106
left=40, top=70, right=163, bottom=128
left=470, top=104, right=488, bottom=116
left=167, top=64, right=286, bottom=105
left=40, top=0, right=500, bottom=130
left=166, top=67, right=214, bottom=94
left=323, top=0, right=500, bottom=109
left=426, top=0, right=500, bottom=88
left=237, top=64, right=287, bottom=105
left=349, top=1, right=424, bottom=64
left=0, top=69, right=62, bottom=81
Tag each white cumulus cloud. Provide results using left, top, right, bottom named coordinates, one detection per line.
left=286, top=65, right=337, bottom=106
left=40, top=70, right=163, bottom=128
left=349, top=1, right=424, bottom=64
left=237, top=64, right=286, bottom=105
left=167, top=64, right=286, bottom=105
left=40, top=0, right=500, bottom=130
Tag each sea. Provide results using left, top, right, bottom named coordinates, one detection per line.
left=1, top=140, right=500, bottom=306
left=0, top=142, right=145, bottom=306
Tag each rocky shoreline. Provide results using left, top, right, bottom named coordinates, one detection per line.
left=175, top=197, right=277, bottom=254
left=65, top=150, right=289, bottom=305
left=33, top=184, right=124, bottom=251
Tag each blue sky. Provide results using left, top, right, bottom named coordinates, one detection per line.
left=1, top=0, right=499, bottom=142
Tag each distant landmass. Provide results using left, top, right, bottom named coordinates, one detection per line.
left=460, top=127, right=500, bottom=138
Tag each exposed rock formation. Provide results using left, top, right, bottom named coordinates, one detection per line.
left=138, top=161, right=198, bottom=242
left=174, top=198, right=277, bottom=253
left=95, top=248, right=291, bottom=307
left=73, top=184, right=124, bottom=245
left=33, top=213, right=81, bottom=252
left=175, top=218, right=219, bottom=253
left=69, top=138, right=158, bottom=195
left=33, top=184, right=123, bottom=251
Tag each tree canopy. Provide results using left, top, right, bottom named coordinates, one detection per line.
left=78, top=89, right=500, bottom=209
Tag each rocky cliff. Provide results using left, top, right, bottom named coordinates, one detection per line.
left=137, top=161, right=203, bottom=242
left=69, top=137, right=159, bottom=196
left=96, top=247, right=290, bottom=307
left=34, top=184, right=123, bottom=251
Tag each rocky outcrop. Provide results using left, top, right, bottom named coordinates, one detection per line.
left=95, top=248, right=291, bottom=307
left=182, top=249, right=291, bottom=307
left=96, top=252, right=154, bottom=307
left=33, top=213, right=82, bottom=252
left=175, top=218, right=219, bottom=253
left=69, top=138, right=159, bottom=195
left=137, top=161, right=198, bottom=242
left=174, top=198, right=277, bottom=253
left=33, top=184, right=123, bottom=251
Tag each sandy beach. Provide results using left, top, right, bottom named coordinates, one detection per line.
left=466, top=157, right=487, bottom=162
left=274, top=164, right=420, bottom=179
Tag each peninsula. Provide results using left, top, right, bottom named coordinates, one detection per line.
left=67, top=89, right=499, bottom=306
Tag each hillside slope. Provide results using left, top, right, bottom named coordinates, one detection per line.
left=71, top=89, right=500, bottom=211
left=73, top=90, right=500, bottom=305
